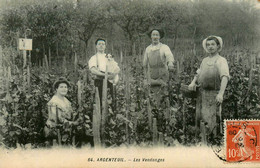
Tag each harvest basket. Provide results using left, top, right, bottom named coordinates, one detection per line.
left=180, top=84, right=199, bottom=98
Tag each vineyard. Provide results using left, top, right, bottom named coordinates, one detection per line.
left=0, top=0, right=260, bottom=149
left=1, top=44, right=260, bottom=148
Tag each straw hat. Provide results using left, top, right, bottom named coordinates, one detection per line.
left=202, top=35, right=223, bottom=53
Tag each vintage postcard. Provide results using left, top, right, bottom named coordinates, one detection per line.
left=0, top=0, right=260, bottom=167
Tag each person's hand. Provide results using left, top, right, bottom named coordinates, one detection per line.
left=168, top=62, right=174, bottom=71
left=113, top=75, right=119, bottom=85
left=188, top=82, right=197, bottom=91
left=108, top=74, right=115, bottom=80
left=216, top=93, right=223, bottom=105
left=144, top=79, right=150, bottom=87
left=159, top=79, right=167, bottom=86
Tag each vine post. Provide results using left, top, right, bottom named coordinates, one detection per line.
left=93, top=87, right=101, bottom=147
left=158, top=132, right=163, bottom=146
left=125, top=65, right=130, bottom=144
left=74, top=52, right=78, bottom=72
left=147, top=61, right=152, bottom=131
left=165, top=98, right=171, bottom=121
left=152, top=117, right=158, bottom=146
left=6, top=66, right=11, bottom=96
left=63, top=56, right=67, bottom=74
left=22, top=49, right=27, bottom=91
left=77, top=80, right=82, bottom=108
left=44, top=54, right=49, bottom=71
left=27, top=66, right=30, bottom=92
left=195, top=92, right=201, bottom=140
left=48, top=47, right=51, bottom=69
left=182, top=98, right=187, bottom=142
left=200, top=121, right=207, bottom=145
left=101, top=65, right=108, bottom=144
left=0, top=46, right=3, bottom=95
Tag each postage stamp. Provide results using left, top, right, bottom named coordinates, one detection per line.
left=225, top=120, right=260, bottom=162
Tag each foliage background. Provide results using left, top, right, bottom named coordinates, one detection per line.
left=0, top=0, right=260, bottom=148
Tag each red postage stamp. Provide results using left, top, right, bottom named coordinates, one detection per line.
left=225, top=120, right=260, bottom=162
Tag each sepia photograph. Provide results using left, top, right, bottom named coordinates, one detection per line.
left=0, top=0, right=260, bottom=167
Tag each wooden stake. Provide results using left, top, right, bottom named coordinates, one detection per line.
left=48, top=47, right=51, bottom=68
left=165, top=98, right=171, bottom=120
left=183, top=98, right=187, bottom=140
left=248, top=54, right=253, bottom=92
left=125, top=67, right=130, bottom=144
left=93, top=87, right=101, bottom=147
left=42, top=57, right=45, bottom=68
left=147, top=98, right=152, bottom=131
left=158, top=132, right=163, bottom=146
left=101, top=65, right=108, bottom=143
left=27, top=66, right=30, bottom=91
left=120, top=49, right=123, bottom=65
left=200, top=121, right=207, bottom=145
left=29, top=51, right=31, bottom=67
left=147, top=60, right=152, bottom=131
left=195, top=92, right=201, bottom=140
left=113, top=85, right=117, bottom=111
left=252, top=52, right=256, bottom=68
left=111, top=43, right=114, bottom=54
left=23, top=50, right=27, bottom=68
left=219, top=104, right=222, bottom=134
left=23, top=50, right=27, bottom=91
left=16, top=31, right=20, bottom=52
left=0, top=46, right=3, bottom=94
left=63, top=56, right=67, bottom=74
left=56, top=42, right=59, bottom=58
left=44, top=54, right=49, bottom=71
left=177, top=60, right=180, bottom=75
left=153, top=118, right=158, bottom=146
left=6, top=66, right=11, bottom=95
left=83, top=68, right=88, bottom=88
left=74, top=52, right=78, bottom=72
left=77, top=80, right=82, bottom=108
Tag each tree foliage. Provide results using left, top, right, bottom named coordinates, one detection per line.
left=0, top=0, right=260, bottom=148
left=0, top=0, right=259, bottom=57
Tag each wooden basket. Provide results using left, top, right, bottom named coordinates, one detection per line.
left=180, top=84, right=199, bottom=98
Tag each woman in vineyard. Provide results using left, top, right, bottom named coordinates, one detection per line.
left=143, top=28, right=174, bottom=130
left=44, top=77, right=79, bottom=145
left=88, top=38, right=120, bottom=106
left=188, top=35, right=230, bottom=137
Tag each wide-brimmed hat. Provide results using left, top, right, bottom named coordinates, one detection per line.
left=53, top=77, right=70, bottom=90
left=147, top=28, right=165, bottom=39
left=202, top=35, right=223, bottom=53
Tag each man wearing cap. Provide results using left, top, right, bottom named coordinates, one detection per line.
left=88, top=38, right=120, bottom=107
left=188, top=35, right=230, bottom=137
left=143, top=28, right=175, bottom=130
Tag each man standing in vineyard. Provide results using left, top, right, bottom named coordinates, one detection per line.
left=88, top=38, right=120, bottom=107
left=143, top=28, right=174, bottom=130
left=188, top=35, right=229, bottom=139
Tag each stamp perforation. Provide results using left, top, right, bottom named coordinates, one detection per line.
left=224, top=119, right=259, bottom=163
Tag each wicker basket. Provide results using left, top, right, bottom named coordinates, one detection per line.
left=180, top=84, right=199, bottom=98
